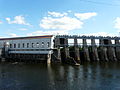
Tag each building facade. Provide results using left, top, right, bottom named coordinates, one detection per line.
left=0, top=35, right=55, bottom=63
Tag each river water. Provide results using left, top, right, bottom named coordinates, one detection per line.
left=0, top=62, right=120, bottom=90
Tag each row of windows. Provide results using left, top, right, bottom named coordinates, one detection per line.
left=9, top=42, right=50, bottom=48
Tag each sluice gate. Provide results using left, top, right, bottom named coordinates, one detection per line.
left=54, top=35, right=120, bottom=64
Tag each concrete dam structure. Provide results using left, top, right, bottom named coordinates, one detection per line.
left=54, top=35, right=120, bottom=64
left=0, top=35, right=120, bottom=64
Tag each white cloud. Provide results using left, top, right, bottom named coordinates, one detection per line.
left=48, top=11, right=68, bottom=17
left=8, top=33, right=19, bottom=37
left=27, top=30, right=69, bottom=36
left=6, top=15, right=30, bottom=25
left=19, top=28, right=28, bottom=31
left=81, top=32, right=116, bottom=36
left=0, top=36, right=6, bottom=38
left=74, top=12, right=97, bottom=20
left=27, top=31, right=116, bottom=37
left=114, top=17, right=120, bottom=30
left=40, top=16, right=83, bottom=30
left=40, top=11, right=97, bottom=33
left=67, top=10, right=72, bottom=13
left=19, top=11, right=98, bottom=37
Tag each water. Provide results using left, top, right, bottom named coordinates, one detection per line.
left=0, top=62, right=120, bottom=90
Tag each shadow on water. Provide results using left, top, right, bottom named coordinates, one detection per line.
left=0, top=62, right=120, bottom=90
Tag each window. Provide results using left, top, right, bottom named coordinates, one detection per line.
left=36, top=42, right=39, bottom=48
left=18, top=43, right=20, bottom=48
left=32, top=43, right=34, bottom=48
left=14, top=44, right=16, bottom=48
left=47, top=42, right=50, bottom=47
left=23, top=43, right=25, bottom=48
left=27, top=43, right=29, bottom=48
left=10, top=44, right=12, bottom=48
left=42, top=42, right=44, bottom=48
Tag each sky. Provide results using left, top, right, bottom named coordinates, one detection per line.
left=1, top=0, right=120, bottom=38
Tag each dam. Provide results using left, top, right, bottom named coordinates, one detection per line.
left=0, top=35, right=120, bottom=64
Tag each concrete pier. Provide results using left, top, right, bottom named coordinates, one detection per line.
left=91, top=39, right=99, bottom=61
left=83, top=39, right=90, bottom=61
left=63, top=38, right=70, bottom=60
left=47, top=54, right=51, bottom=64
left=53, top=38, right=61, bottom=62
left=115, top=39, right=120, bottom=61
left=107, top=40, right=117, bottom=61
left=0, top=48, right=2, bottom=61
left=99, top=39, right=108, bottom=61
left=74, top=38, right=80, bottom=63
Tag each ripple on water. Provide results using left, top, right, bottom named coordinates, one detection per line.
left=0, top=62, right=120, bottom=90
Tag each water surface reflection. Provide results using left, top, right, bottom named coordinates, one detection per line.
left=0, top=62, right=120, bottom=90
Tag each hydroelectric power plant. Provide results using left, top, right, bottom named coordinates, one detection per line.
left=0, top=35, right=120, bottom=65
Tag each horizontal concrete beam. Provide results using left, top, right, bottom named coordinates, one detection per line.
left=56, top=35, right=120, bottom=40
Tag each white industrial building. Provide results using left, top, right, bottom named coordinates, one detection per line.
left=0, top=35, right=55, bottom=63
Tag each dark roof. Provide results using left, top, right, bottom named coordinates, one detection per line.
left=0, top=35, right=53, bottom=41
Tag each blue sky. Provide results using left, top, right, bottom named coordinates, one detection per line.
left=0, top=0, right=120, bottom=37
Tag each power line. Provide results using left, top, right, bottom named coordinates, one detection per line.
left=80, top=0, right=120, bottom=6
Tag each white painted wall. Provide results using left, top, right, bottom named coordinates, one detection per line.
left=0, top=36, right=54, bottom=54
